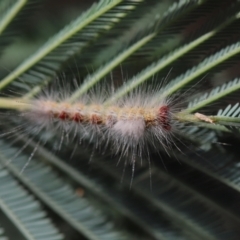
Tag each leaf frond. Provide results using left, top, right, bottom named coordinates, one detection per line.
left=0, top=0, right=27, bottom=36
left=26, top=0, right=208, bottom=100
left=105, top=31, right=218, bottom=104
left=0, top=0, right=143, bottom=92
left=165, top=40, right=240, bottom=96
left=0, top=0, right=38, bottom=54
left=0, top=151, right=64, bottom=240
left=96, top=148, right=239, bottom=240
left=10, top=134, right=191, bottom=240
left=186, top=78, right=240, bottom=113
left=178, top=125, right=218, bottom=150
left=210, top=103, right=240, bottom=127
left=104, top=7, right=240, bottom=103
left=91, top=0, right=207, bottom=68
left=68, top=34, right=154, bottom=102
left=0, top=140, right=134, bottom=240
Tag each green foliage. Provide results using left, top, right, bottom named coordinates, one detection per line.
left=1, top=0, right=240, bottom=239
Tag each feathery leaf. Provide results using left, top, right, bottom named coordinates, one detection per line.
left=0, top=0, right=143, bottom=91
left=187, top=77, right=240, bottom=113
left=0, top=140, right=134, bottom=240
left=0, top=153, right=64, bottom=240
left=165, top=40, right=240, bottom=96
left=0, top=0, right=28, bottom=36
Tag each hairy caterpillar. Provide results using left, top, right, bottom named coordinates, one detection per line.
left=6, top=84, right=176, bottom=155
left=0, top=76, right=219, bottom=182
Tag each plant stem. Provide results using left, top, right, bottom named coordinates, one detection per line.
left=0, top=97, right=30, bottom=110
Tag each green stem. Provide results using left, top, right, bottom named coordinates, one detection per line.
left=175, top=111, right=239, bottom=131
left=0, top=97, right=30, bottom=110
left=0, top=0, right=27, bottom=35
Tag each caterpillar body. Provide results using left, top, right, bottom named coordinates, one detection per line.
left=0, top=79, right=220, bottom=181
left=20, top=87, right=176, bottom=160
